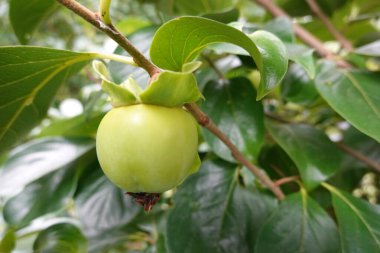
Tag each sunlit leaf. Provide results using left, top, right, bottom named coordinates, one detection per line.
left=150, top=16, right=288, bottom=99
left=0, top=47, right=95, bottom=154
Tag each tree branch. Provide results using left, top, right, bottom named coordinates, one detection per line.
left=185, top=103, right=285, bottom=200
left=56, top=0, right=160, bottom=77
left=306, top=0, right=353, bottom=51
left=255, top=0, right=351, bottom=68
left=56, top=0, right=285, bottom=200
left=336, top=142, right=380, bottom=173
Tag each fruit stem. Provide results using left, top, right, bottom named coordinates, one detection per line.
left=56, top=0, right=160, bottom=77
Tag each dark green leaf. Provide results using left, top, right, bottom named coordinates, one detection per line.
left=315, top=61, right=380, bottom=142
left=0, top=137, right=95, bottom=198
left=150, top=16, right=288, bottom=99
left=255, top=191, right=340, bottom=253
left=267, top=123, right=342, bottom=190
left=166, top=159, right=277, bottom=253
left=3, top=163, right=82, bottom=228
left=324, top=183, right=380, bottom=253
left=9, top=0, right=56, bottom=44
left=74, top=166, right=140, bottom=237
left=0, top=47, right=94, bottom=154
left=201, top=77, right=264, bottom=162
left=33, top=223, right=87, bottom=253
left=281, top=63, right=318, bottom=105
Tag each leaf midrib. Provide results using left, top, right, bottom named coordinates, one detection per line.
left=0, top=55, right=93, bottom=142
left=324, top=183, right=380, bottom=249
left=343, top=71, right=380, bottom=119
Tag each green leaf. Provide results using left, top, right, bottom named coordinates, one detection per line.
left=281, top=63, right=318, bottom=105
left=150, top=16, right=288, bottom=99
left=9, top=0, right=56, bottom=44
left=287, top=44, right=316, bottom=79
left=140, top=71, right=203, bottom=107
left=263, top=16, right=295, bottom=43
left=324, top=183, right=380, bottom=253
left=267, top=123, right=342, bottom=190
left=74, top=166, right=140, bottom=236
left=255, top=191, right=340, bottom=253
left=0, top=47, right=94, bottom=154
left=38, top=113, right=104, bottom=138
left=200, top=77, right=264, bottom=163
left=33, top=223, right=87, bottom=253
left=167, top=0, right=237, bottom=15
left=166, top=159, right=277, bottom=253
left=315, top=61, right=380, bottom=142
left=0, top=137, right=95, bottom=198
left=0, top=228, right=15, bottom=253
left=3, top=164, right=81, bottom=228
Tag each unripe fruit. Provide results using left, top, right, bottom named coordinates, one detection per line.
left=96, top=104, right=199, bottom=193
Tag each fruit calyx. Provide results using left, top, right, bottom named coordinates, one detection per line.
left=126, top=192, right=161, bottom=212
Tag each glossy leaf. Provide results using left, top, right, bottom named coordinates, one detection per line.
left=201, top=77, right=264, bottom=163
left=9, top=0, right=56, bottom=44
left=140, top=71, right=203, bottom=107
left=255, top=191, right=340, bottom=253
left=324, top=183, right=380, bottom=253
left=74, top=166, right=140, bottom=237
left=33, top=223, right=87, bottom=253
left=267, top=123, right=342, bottom=190
left=0, top=137, right=95, bottom=198
left=150, top=16, right=288, bottom=99
left=3, top=164, right=80, bottom=228
left=315, top=61, right=380, bottom=142
left=281, top=63, right=318, bottom=105
left=166, top=159, right=277, bottom=253
left=0, top=47, right=94, bottom=154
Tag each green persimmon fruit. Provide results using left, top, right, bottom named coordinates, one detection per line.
left=96, top=104, right=200, bottom=193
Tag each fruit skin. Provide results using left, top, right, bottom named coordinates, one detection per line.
left=96, top=104, right=200, bottom=193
